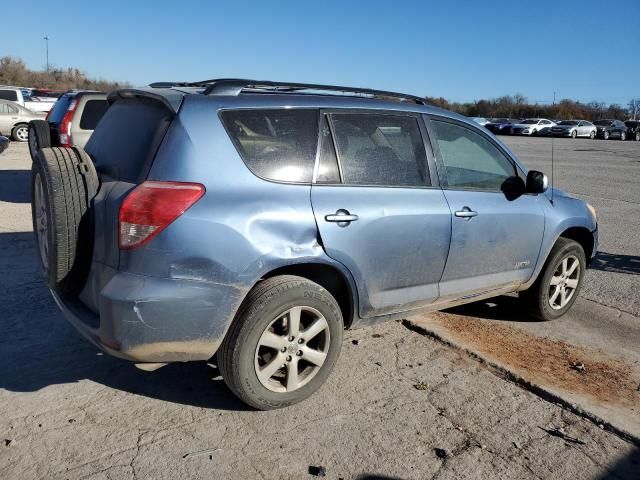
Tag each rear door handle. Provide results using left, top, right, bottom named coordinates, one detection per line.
left=454, top=207, right=478, bottom=219
left=325, top=209, right=359, bottom=224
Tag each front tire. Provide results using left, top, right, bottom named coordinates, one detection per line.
left=521, top=238, right=586, bottom=321
left=589, top=130, right=596, bottom=139
left=635, top=131, right=640, bottom=142
left=571, top=129, right=577, bottom=139
left=218, top=275, right=344, bottom=410
left=620, top=132, right=626, bottom=141
left=603, top=131, right=610, bottom=140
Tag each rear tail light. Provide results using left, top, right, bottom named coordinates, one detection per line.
left=118, top=181, right=205, bottom=250
left=59, top=99, right=77, bottom=146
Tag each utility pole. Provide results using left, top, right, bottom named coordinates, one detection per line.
left=43, top=36, right=49, bottom=72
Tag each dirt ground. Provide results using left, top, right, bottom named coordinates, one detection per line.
left=1, top=141, right=639, bottom=479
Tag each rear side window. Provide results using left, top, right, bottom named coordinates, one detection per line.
left=79, top=99, right=109, bottom=130
left=0, top=90, right=18, bottom=101
left=330, top=113, right=429, bottom=187
left=221, top=109, right=319, bottom=183
left=85, top=98, right=172, bottom=182
left=430, top=120, right=515, bottom=191
left=47, top=95, right=74, bottom=124
left=0, top=103, right=18, bottom=114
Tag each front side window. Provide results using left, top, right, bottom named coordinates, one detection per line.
left=221, top=109, right=319, bottom=183
left=431, top=120, right=516, bottom=191
left=329, top=113, right=429, bottom=187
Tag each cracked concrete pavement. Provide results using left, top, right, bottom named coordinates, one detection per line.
left=1, top=141, right=639, bottom=479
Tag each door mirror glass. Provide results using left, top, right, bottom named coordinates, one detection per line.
left=526, top=170, right=548, bottom=194
left=0, top=136, right=9, bottom=155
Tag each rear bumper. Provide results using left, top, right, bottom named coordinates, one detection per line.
left=51, top=271, right=247, bottom=363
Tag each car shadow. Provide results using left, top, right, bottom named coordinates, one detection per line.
left=444, top=295, right=543, bottom=323
left=0, top=230, right=249, bottom=411
left=590, top=251, right=640, bottom=276
left=0, top=170, right=31, bottom=203
left=598, top=447, right=640, bottom=480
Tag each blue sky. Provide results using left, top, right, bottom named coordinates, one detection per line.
left=2, top=0, right=638, bottom=105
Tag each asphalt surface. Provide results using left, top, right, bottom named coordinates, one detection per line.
left=1, top=140, right=639, bottom=479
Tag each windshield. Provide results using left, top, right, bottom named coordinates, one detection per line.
left=47, top=94, right=75, bottom=124
left=558, top=121, right=578, bottom=126
left=521, top=119, right=538, bottom=124
left=594, top=120, right=611, bottom=126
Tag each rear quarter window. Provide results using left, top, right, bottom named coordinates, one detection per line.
left=0, top=90, right=18, bottom=101
left=85, top=98, right=172, bottom=182
left=220, top=109, right=319, bottom=183
left=79, top=99, right=109, bottom=130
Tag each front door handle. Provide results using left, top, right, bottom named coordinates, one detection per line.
left=454, top=207, right=478, bottom=219
left=325, top=209, right=359, bottom=224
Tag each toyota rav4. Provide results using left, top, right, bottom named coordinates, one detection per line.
left=31, top=79, right=598, bottom=409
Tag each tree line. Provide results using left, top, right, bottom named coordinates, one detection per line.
left=425, top=94, right=635, bottom=121
left=0, top=56, right=128, bottom=92
left=1, top=56, right=635, bottom=120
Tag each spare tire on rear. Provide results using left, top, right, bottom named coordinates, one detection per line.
left=28, top=120, right=51, bottom=161
left=31, top=147, right=99, bottom=294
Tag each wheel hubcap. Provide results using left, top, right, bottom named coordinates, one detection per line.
left=16, top=127, right=28, bottom=142
left=254, top=306, right=330, bottom=393
left=548, top=255, right=580, bottom=310
left=34, top=173, right=49, bottom=272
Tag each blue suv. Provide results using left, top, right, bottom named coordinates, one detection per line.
left=31, top=80, right=598, bottom=409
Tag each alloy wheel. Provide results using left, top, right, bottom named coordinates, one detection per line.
left=15, top=126, right=28, bottom=142
left=254, top=306, right=330, bottom=393
left=548, top=255, right=580, bottom=310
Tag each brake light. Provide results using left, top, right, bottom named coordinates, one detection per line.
left=118, top=181, right=205, bottom=250
left=59, top=99, right=77, bottom=146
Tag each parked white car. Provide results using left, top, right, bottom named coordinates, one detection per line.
left=471, top=117, right=490, bottom=126
left=0, top=86, right=56, bottom=113
left=510, top=118, right=555, bottom=135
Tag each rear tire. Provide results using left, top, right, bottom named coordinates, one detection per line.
left=589, top=130, right=596, bottom=139
left=31, top=147, right=99, bottom=293
left=571, top=129, right=577, bottom=139
left=218, top=275, right=344, bottom=410
left=28, top=120, right=51, bottom=160
left=11, top=124, right=28, bottom=142
left=636, top=131, right=640, bottom=142
left=620, top=132, right=626, bottom=141
left=520, top=238, right=586, bottom=321
left=603, top=131, right=610, bottom=140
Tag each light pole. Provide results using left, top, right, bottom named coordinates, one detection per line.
left=43, top=36, right=49, bottom=72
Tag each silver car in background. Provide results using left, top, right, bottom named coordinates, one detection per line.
left=0, top=100, right=46, bottom=141
left=551, top=120, right=597, bottom=139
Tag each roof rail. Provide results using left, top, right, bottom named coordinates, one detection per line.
left=191, top=79, right=425, bottom=105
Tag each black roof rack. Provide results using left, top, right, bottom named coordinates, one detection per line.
left=149, top=79, right=425, bottom=105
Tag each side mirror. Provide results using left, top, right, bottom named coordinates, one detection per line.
left=526, top=170, right=548, bottom=194
left=0, top=136, right=9, bottom=155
